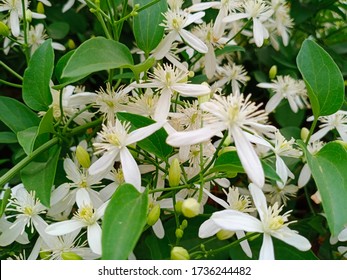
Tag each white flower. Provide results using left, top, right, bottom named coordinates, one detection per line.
left=17, top=23, right=66, bottom=55
left=127, top=88, right=159, bottom=119
left=257, top=75, right=308, bottom=113
left=134, top=63, right=210, bottom=121
left=167, top=93, right=276, bottom=187
left=46, top=189, right=108, bottom=255
left=94, top=83, right=131, bottom=124
left=199, top=183, right=311, bottom=259
left=0, top=185, right=48, bottom=246
left=214, top=63, right=250, bottom=96
left=152, top=8, right=208, bottom=59
left=263, top=181, right=299, bottom=206
left=89, top=118, right=164, bottom=190
left=0, top=215, right=29, bottom=245
left=223, top=0, right=273, bottom=47
left=309, top=110, right=347, bottom=142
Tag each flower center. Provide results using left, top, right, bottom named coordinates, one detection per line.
left=228, top=105, right=239, bottom=123
left=106, top=133, right=122, bottom=147
left=23, top=206, right=34, bottom=216
left=76, top=205, right=95, bottom=225
left=268, top=215, right=285, bottom=230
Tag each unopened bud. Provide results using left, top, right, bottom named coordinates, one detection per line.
left=0, top=22, right=10, bottom=37
left=300, top=127, right=310, bottom=142
left=67, top=39, right=76, bottom=49
left=175, top=200, right=183, bottom=213
left=168, top=158, right=181, bottom=187
left=37, top=2, right=45, bottom=14
left=170, top=246, right=190, bottom=260
left=25, top=10, right=32, bottom=22
left=181, top=198, right=200, bottom=218
left=180, top=219, right=188, bottom=230
left=39, top=251, right=51, bottom=260
left=76, top=145, right=91, bottom=168
left=61, top=251, right=83, bottom=260
left=269, top=65, right=277, bottom=79
left=216, top=229, right=235, bottom=240
left=147, top=204, right=161, bottom=226
left=175, top=228, right=184, bottom=239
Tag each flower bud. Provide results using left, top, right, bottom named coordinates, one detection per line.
left=180, top=219, right=188, bottom=230
left=168, top=158, right=181, bottom=187
left=269, top=65, right=277, bottom=79
left=61, top=251, right=83, bottom=260
left=181, top=198, right=200, bottom=218
left=300, top=127, right=310, bottom=142
left=76, top=145, right=91, bottom=168
left=67, top=39, right=76, bottom=49
left=174, top=200, right=183, bottom=213
left=175, top=228, right=184, bottom=239
left=25, top=10, right=32, bottom=22
left=37, top=2, right=45, bottom=14
left=170, top=246, right=190, bottom=260
left=0, top=22, right=10, bottom=37
left=147, top=204, right=161, bottom=226
left=39, top=251, right=51, bottom=260
left=216, top=229, right=235, bottom=240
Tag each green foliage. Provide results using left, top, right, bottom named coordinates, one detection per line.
left=23, top=40, right=54, bottom=111
left=300, top=141, right=347, bottom=236
left=297, top=39, right=344, bottom=118
left=133, top=0, right=167, bottom=56
left=102, top=183, right=148, bottom=260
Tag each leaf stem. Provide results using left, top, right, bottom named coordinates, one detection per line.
left=0, top=61, right=23, bottom=81
left=0, top=79, right=22, bottom=88
left=305, top=116, right=318, bottom=145
left=0, top=137, right=59, bottom=187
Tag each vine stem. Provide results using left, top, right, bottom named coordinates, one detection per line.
left=0, top=137, right=59, bottom=187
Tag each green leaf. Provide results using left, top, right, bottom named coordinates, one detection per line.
left=0, top=132, right=17, bottom=144
left=0, top=96, right=40, bottom=133
left=297, top=39, right=344, bottom=117
left=17, top=127, right=39, bottom=155
left=61, top=37, right=134, bottom=80
left=300, top=141, right=347, bottom=236
left=133, top=0, right=167, bottom=56
left=0, top=188, right=11, bottom=217
left=117, top=112, right=173, bottom=159
left=47, top=22, right=70, bottom=40
left=20, top=145, right=61, bottom=207
left=23, top=39, right=54, bottom=111
left=102, top=183, right=148, bottom=260
left=37, top=107, right=55, bottom=135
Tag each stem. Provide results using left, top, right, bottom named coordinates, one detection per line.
left=305, top=117, right=318, bottom=145
left=0, top=137, right=59, bottom=187
left=0, top=79, right=22, bottom=88
left=62, top=104, right=95, bottom=135
left=0, top=61, right=23, bottom=81
left=20, top=0, right=30, bottom=64
left=67, top=117, right=103, bottom=136
left=225, top=18, right=252, bottom=45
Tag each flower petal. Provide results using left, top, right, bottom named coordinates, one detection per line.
left=198, top=219, right=221, bottom=238
left=338, top=227, right=347, bottom=242
left=236, top=230, right=252, bottom=258
left=87, top=223, right=102, bottom=255
left=179, top=29, right=208, bottom=53
left=172, top=83, right=210, bottom=97
left=46, top=220, right=84, bottom=236
left=248, top=183, right=267, bottom=222
left=272, top=228, right=311, bottom=251
left=259, top=233, right=274, bottom=260
left=89, top=150, right=118, bottom=176
left=120, top=148, right=141, bottom=190
left=126, top=120, right=164, bottom=145
left=166, top=126, right=217, bottom=147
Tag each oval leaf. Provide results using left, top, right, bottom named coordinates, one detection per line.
left=23, top=39, right=54, bottom=111
left=300, top=141, right=347, bottom=236
left=20, top=144, right=61, bottom=207
left=61, top=37, right=134, bottom=80
left=0, top=96, right=40, bottom=133
left=297, top=39, right=344, bottom=117
left=133, top=0, right=167, bottom=56
left=102, top=183, right=148, bottom=259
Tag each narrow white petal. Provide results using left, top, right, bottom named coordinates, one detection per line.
left=259, top=233, right=274, bottom=260
left=198, top=219, right=221, bottom=238
left=153, top=88, right=172, bottom=121
left=152, top=31, right=177, bottom=60
left=248, top=183, right=267, bottom=222
left=68, top=92, right=97, bottom=106
left=184, top=12, right=205, bottom=27
left=310, top=126, right=331, bottom=142
left=336, top=127, right=347, bottom=142
left=10, top=11, right=20, bottom=37
left=338, top=228, right=347, bottom=242
left=275, top=155, right=288, bottom=187
left=179, top=29, right=208, bottom=53
left=172, top=83, right=210, bottom=97
left=236, top=230, right=252, bottom=258
left=76, top=188, right=92, bottom=208
left=89, top=150, right=118, bottom=176
left=205, top=45, right=217, bottom=79
left=126, top=121, right=164, bottom=145
left=202, top=188, right=230, bottom=209
left=87, top=223, right=102, bottom=255
left=265, top=93, right=283, bottom=113
left=152, top=219, right=165, bottom=239
left=223, top=13, right=248, bottom=23
left=257, top=83, right=276, bottom=89
left=62, top=0, right=75, bottom=13
left=64, top=158, right=81, bottom=182
left=189, top=2, right=220, bottom=12
left=231, top=126, right=264, bottom=187
left=0, top=217, right=27, bottom=246
left=120, top=148, right=141, bottom=190
left=272, top=228, right=311, bottom=251
left=52, top=42, right=66, bottom=51
left=166, top=127, right=217, bottom=147
left=298, top=163, right=311, bottom=188
left=253, top=19, right=264, bottom=47
left=212, top=210, right=263, bottom=232
left=46, top=220, right=84, bottom=236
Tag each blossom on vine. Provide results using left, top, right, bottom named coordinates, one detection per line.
left=89, top=119, right=164, bottom=190
left=0, top=185, right=48, bottom=246
left=199, top=183, right=311, bottom=259
left=167, top=93, right=276, bottom=187
left=46, top=189, right=108, bottom=255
